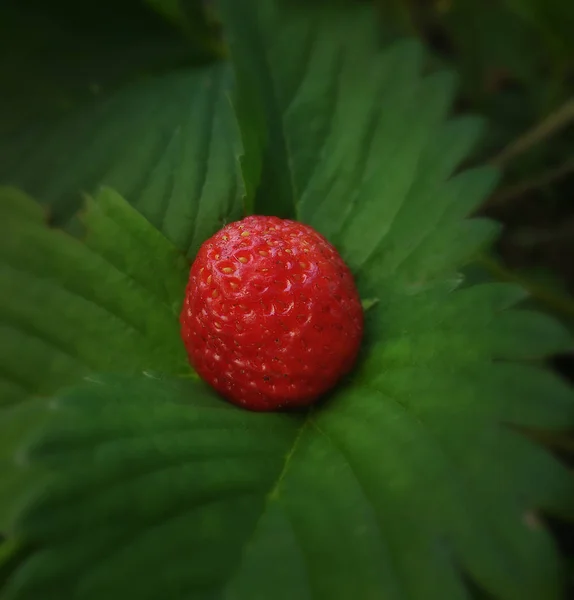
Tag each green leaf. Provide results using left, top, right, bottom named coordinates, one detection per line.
left=0, top=402, right=50, bottom=538
left=143, top=0, right=225, bottom=58
left=0, top=186, right=191, bottom=396
left=503, top=0, right=574, bottom=55
left=0, top=62, right=244, bottom=257
left=0, top=0, right=245, bottom=255
left=0, top=0, right=200, bottom=134
left=0, top=186, right=191, bottom=528
left=465, top=253, right=574, bottom=335
left=442, top=0, right=550, bottom=90
left=218, top=0, right=499, bottom=291
left=4, top=375, right=301, bottom=600
left=437, top=0, right=570, bottom=152
left=7, top=320, right=574, bottom=600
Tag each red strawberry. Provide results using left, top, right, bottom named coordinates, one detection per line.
left=180, top=215, right=364, bottom=411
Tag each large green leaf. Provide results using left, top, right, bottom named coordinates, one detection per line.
left=0, top=0, right=203, bottom=135
left=0, top=186, right=191, bottom=401
left=0, top=0, right=244, bottom=255
left=143, top=0, right=224, bottom=56
left=218, top=0, right=499, bottom=292
left=0, top=186, right=191, bottom=528
left=3, top=375, right=300, bottom=599
left=0, top=61, right=244, bottom=257
left=6, top=317, right=574, bottom=600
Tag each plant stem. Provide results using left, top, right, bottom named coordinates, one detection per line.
left=476, top=253, right=574, bottom=323
left=490, top=97, right=574, bottom=167
left=484, top=156, right=574, bottom=208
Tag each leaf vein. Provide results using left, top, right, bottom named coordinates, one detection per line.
left=309, top=417, right=409, bottom=600
left=282, top=18, right=320, bottom=114
left=0, top=314, right=89, bottom=373
left=45, top=448, right=275, bottom=511
left=0, top=261, right=153, bottom=340
left=247, top=8, right=298, bottom=210
left=186, top=69, right=222, bottom=256
left=362, top=382, right=522, bottom=577
left=83, top=224, right=182, bottom=321
left=223, top=417, right=309, bottom=590
left=0, top=365, right=37, bottom=396
left=297, top=46, right=346, bottom=223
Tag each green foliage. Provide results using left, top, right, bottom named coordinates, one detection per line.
left=0, top=186, right=191, bottom=399
left=0, top=0, right=200, bottom=134
left=465, top=254, right=574, bottom=335
left=218, top=0, right=499, bottom=289
left=371, top=0, right=574, bottom=172
left=143, top=0, right=224, bottom=56
left=0, top=0, right=244, bottom=245
left=1, top=1, right=573, bottom=599
left=0, top=62, right=244, bottom=254
left=0, top=186, right=191, bottom=528
left=4, top=375, right=300, bottom=600
left=5, top=286, right=574, bottom=600
left=502, top=0, right=574, bottom=55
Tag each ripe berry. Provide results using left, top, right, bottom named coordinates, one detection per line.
left=180, top=216, right=363, bottom=411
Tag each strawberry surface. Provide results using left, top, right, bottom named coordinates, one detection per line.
left=180, top=215, right=364, bottom=411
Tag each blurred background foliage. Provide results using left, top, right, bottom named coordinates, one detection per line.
left=374, top=0, right=574, bottom=291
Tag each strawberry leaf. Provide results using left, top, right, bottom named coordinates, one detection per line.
left=218, top=0, right=499, bottom=287
left=4, top=374, right=301, bottom=600
left=0, top=61, right=244, bottom=257
left=6, top=316, right=574, bottom=600
left=0, top=186, right=191, bottom=528
left=143, top=0, right=224, bottom=56
left=0, top=0, right=244, bottom=256
left=0, top=0, right=202, bottom=134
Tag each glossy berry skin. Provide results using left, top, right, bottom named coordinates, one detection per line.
left=180, top=216, right=364, bottom=411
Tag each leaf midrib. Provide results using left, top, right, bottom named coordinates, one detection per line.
left=308, top=415, right=408, bottom=600
left=360, top=381, right=527, bottom=582
left=224, top=414, right=310, bottom=590
left=84, top=231, right=185, bottom=322
left=228, top=2, right=298, bottom=217
left=185, top=66, right=221, bottom=254
left=1, top=260, right=155, bottom=341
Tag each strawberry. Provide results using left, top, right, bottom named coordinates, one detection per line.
left=180, top=215, right=364, bottom=411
